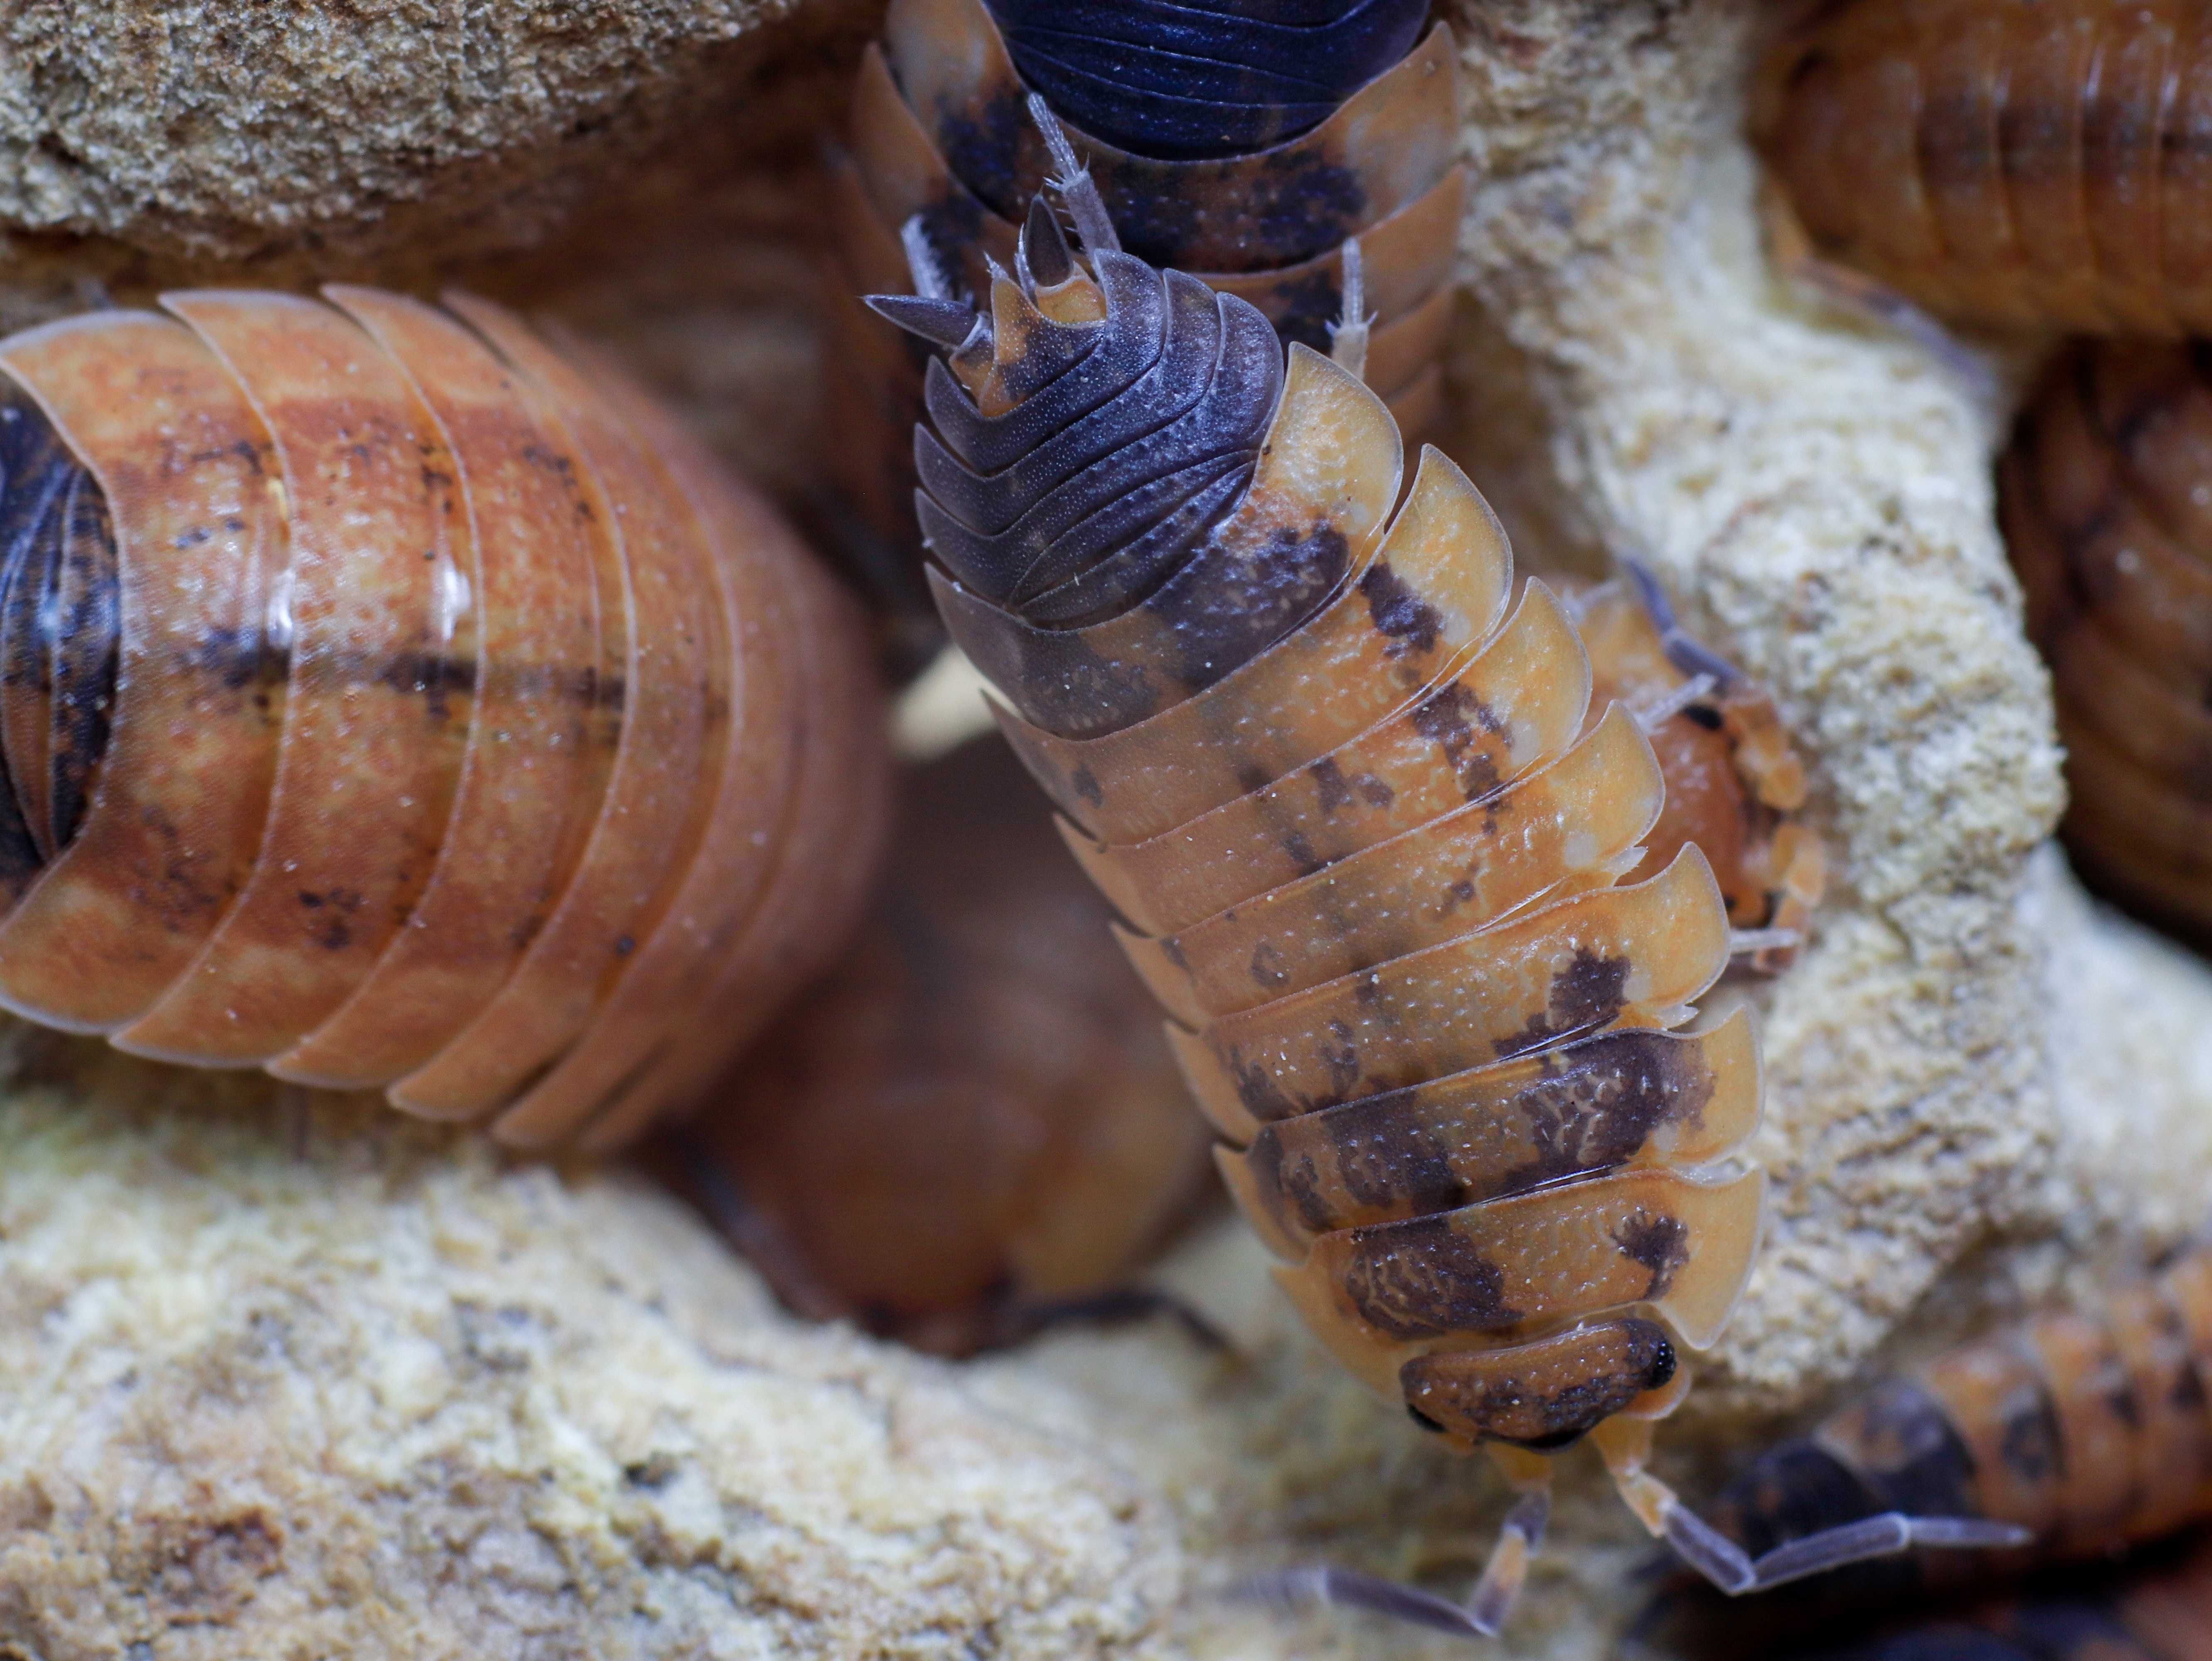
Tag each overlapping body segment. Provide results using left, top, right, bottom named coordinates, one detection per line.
left=861, top=171, right=1903, bottom=1635
left=2002, top=338, right=2212, bottom=938
left=1703, top=1246, right=2212, bottom=1609
left=829, top=0, right=1465, bottom=623
left=1755, top=0, right=2212, bottom=334
left=0, top=289, right=888, bottom=1149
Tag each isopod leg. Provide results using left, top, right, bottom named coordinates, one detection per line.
left=1592, top=1416, right=2029, bottom=1598
left=1240, top=1459, right=1552, bottom=1641
left=1327, top=237, right=1371, bottom=384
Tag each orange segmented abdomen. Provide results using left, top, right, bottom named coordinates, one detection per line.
left=1709, top=1246, right=2212, bottom=1581
left=1998, top=337, right=2212, bottom=939
left=0, top=289, right=888, bottom=1149
left=827, top=0, right=1464, bottom=620
left=1755, top=0, right=2212, bottom=333
left=869, top=216, right=1765, bottom=1457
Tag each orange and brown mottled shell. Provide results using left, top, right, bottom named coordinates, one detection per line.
left=1569, top=578, right=1826, bottom=971
left=2000, top=338, right=2212, bottom=937
left=870, top=221, right=1767, bottom=1456
left=0, top=287, right=889, bottom=1150
left=1699, top=1244, right=2212, bottom=1611
left=1754, top=0, right=2212, bottom=334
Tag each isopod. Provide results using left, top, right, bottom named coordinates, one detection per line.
left=1644, top=1245, right=2212, bottom=1658
left=864, top=152, right=2017, bottom=1638
left=0, top=287, right=888, bottom=1150
left=1754, top=0, right=2212, bottom=335
left=2000, top=336, right=2212, bottom=939
left=824, top=0, right=1463, bottom=616
left=673, top=736, right=1214, bottom=1356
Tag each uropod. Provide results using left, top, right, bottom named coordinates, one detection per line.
left=0, top=287, right=888, bottom=1151
left=864, top=145, right=2022, bottom=1638
left=826, top=0, right=1462, bottom=622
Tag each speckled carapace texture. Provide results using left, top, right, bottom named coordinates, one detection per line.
left=10, top=1, right=2212, bottom=1659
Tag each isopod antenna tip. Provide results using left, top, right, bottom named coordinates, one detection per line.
left=1025, top=92, right=1122, bottom=259
left=1601, top=1425, right=2032, bottom=1598
left=1621, top=556, right=1743, bottom=691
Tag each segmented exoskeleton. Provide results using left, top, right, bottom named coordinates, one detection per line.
left=0, top=288, right=888, bottom=1150
left=1632, top=1246, right=2212, bottom=1659
left=1754, top=0, right=2212, bottom=335
left=1645, top=1537, right=2212, bottom=1661
left=865, top=146, right=2016, bottom=1637
left=825, top=0, right=1463, bottom=619
left=2001, top=338, right=2212, bottom=940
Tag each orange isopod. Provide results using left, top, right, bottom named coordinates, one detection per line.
left=1637, top=1245, right=2212, bottom=1658
left=1755, top=0, right=2212, bottom=335
left=0, top=287, right=888, bottom=1150
left=866, top=157, right=2010, bottom=1639
left=2000, top=336, right=2212, bottom=941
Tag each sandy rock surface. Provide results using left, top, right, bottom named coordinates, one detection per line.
left=0, top=1043, right=1183, bottom=1661
left=7, top=0, right=2212, bottom=1658
left=0, top=0, right=801, bottom=264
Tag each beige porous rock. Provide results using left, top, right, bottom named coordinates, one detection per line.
left=0, top=1028, right=1686, bottom=1661
left=0, top=0, right=832, bottom=267
left=0, top=1038, right=1183, bottom=1661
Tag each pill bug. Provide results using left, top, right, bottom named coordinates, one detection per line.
left=1566, top=567, right=1827, bottom=975
left=2000, top=337, right=2212, bottom=940
left=1718, top=1244, right=2212, bottom=1580
left=670, top=736, right=1214, bottom=1357
left=864, top=160, right=2014, bottom=1638
left=1753, top=0, right=2212, bottom=335
left=823, top=0, right=1463, bottom=620
left=0, top=287, right=889, bottom=1151
left=1638, top=1246, right=2212, bottom=1658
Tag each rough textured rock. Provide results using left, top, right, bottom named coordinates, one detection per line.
left=0, top=0, right=817, bottom=265
left=8, top=0, right=2212, bottom=1659
left=0, top=1040, right=1182, bottom=1660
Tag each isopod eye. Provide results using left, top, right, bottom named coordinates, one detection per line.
left=1643, top=1333, right=1678, bottom=1393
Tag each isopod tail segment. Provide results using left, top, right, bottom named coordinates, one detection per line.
left=866, top=183, right=2017, bottom=1640
left=0, top=288, right=888, bottom=1149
